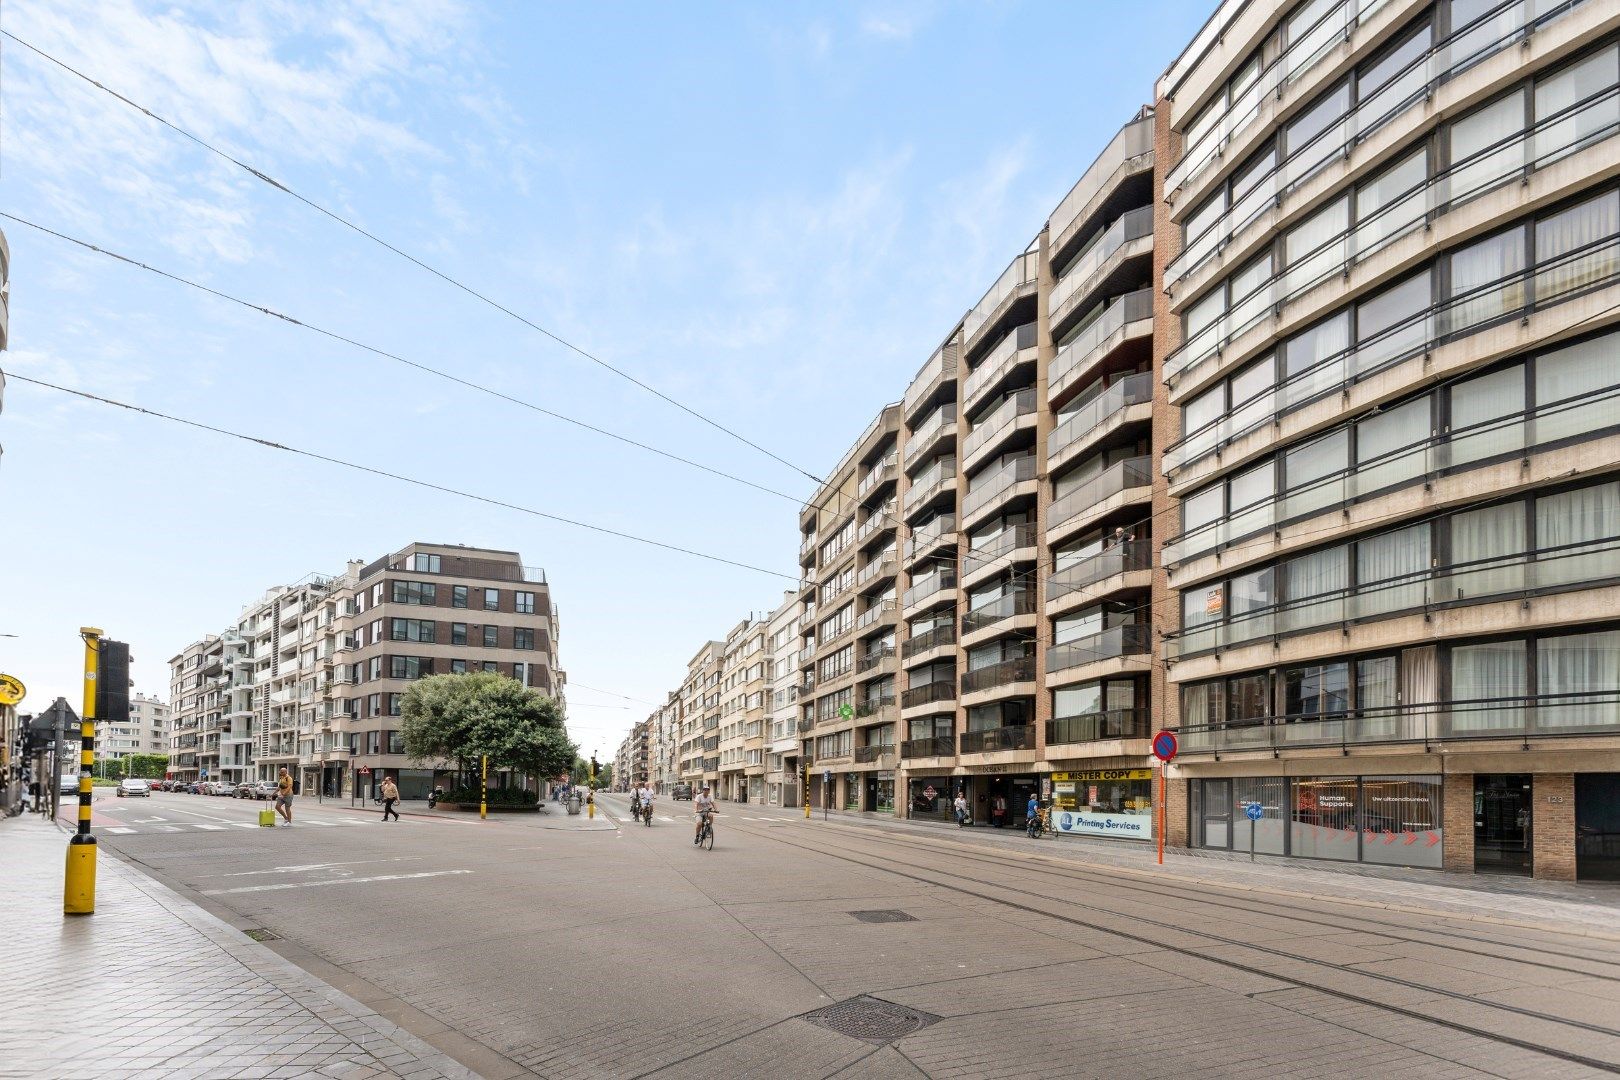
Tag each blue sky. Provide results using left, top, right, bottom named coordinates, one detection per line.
left=0, top=0, right=1211, bottom=755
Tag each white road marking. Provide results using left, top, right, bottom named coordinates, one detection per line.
left=201, top=869, right=471, bottom=896
left=155, top=805, right=242, bottom=824
left=213, top=858, right=422, bottom=879
left=108, top=827, right=136, bottom=835
left=190, top=823, right=228, bottom=831
left=657, top=816, right=676, bottom=822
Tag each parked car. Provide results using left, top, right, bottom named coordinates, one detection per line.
left=116, top=778, right=151, bottom=798
left=59, top=774, right=82, bottom=795
left=188, top=781, right=206, bottom=794
left=670, top=783, right=693, bottom=801
left=233, top=782, right=254, bottom=798
left=210, top=780, right=236, bottom=796
left=250, top=780, right=278, bottom=801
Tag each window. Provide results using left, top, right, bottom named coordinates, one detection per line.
left=1535, top=45, right=1620, bottom=166
left=482, top=625, right=499, bottom=648
left=368, top=657, right=382, bottom=681
left=1450, top=639, right=1526, bottom=731
left=1356, top=272, right=1430, bottom=373
left=452, top=586, right=468, bottom=608
left=368, top=694, right=381, bottom=717
left=1356, top=149, right=1427, bottom=254
left=513, top=663, right=528, bottom=686
left=451, top=623, right=467, bottom=646
left=450, top=659, right=467, bottom=675
left=516, top=591, right=536, bottom=614
left=1449, top=89, right=1526, bottom=205
left=1284, top=196, right=1348, bottom=298
left=514, top=628, right=534, bottom=651
left=387, top=731, right=405, bottom=754
left=1538, top=629, right=1620, bottom=730
left=1358, top=23, right=1431, bottom=117
left=482, top=661, right=499, bottom=674
left=1284, top=310, right=1349, bottom=381
left=1534, top=189, right=1620, bottom=305
left=484, top=588, right=500, bottom=611
left=392, top=581, right=437, bottom=606
left=1283, top=662, right=1349, bottom=718
left=412, top=553, right=441, bottom=573
left=389, top=656, right=431, bottom=680
left=390, top=618, right=435, bottom=643
left=1283, top=81, right=1349, bottom=184
left=387, top=694, right=402, bottom=717
left=1283, top=430, right=1349, bottom=517
left=1227, top=673, right=1272, bottom=724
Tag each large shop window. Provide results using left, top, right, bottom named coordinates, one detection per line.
left=1196, top=776, right=1442, bottom=867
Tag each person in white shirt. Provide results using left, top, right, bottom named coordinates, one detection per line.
left=636, top=782, right=654, bottom=818
left=693, top=786, right=716, bottom=844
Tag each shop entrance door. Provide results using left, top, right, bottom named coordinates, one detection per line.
left=1201, top=779, right=1232, bottom=849
left=1475, top=774, right=1532, bottom=875
left=1576, top=774, right=1620, bottom=881
left=864, top=775, right=877, bottom=811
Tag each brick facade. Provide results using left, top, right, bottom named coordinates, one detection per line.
left=1532, top=773, right=1576, bottom=882
left=1441, top=772, right=1474, bottom=874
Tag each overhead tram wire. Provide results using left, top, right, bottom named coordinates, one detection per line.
left=6, top=373, right=797, bottom=583
left=0, top=213, right=807, bottom=508
left=0, top=30, right=824, bottom=488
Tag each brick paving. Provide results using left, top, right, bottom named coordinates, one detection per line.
left=0, top=815, right=478, bottom=1080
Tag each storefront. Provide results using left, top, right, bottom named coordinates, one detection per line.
left=906, top=776, right=955, bottom=821
left=1577, top=774, right=1620, bottom=881
left=859, top=771, right=895, bottom=813
left=960, top=772, right=1041, bottom=828
left=1191, top=775, right=1443, bottom=868
left=1050, top=769, right=1154, bottom=842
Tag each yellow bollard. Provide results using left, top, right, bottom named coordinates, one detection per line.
left=65, top=627, right=102, bottom=916
left=480, top=755, right=487, bottom=820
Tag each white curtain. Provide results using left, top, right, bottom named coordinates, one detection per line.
left=1402, top=645, right=1439, bottom=740
left=1534, top=46, right=1620, bottom=167
left=1450, top=640, right=1526, bottom=732
left=1449, top=502, right=1527, bottom=598
left=1354, top=397, right=1430, bottom=498
left=1355, top=149, right=1428, bottom=258
left=1535, top=333, right=1614, bottom=444
left=1284, top=196, right=1350, bottom=300
left=1536, top=630, right=1620, bottom=731
left=1535, top=190, right=1620, bottom=305
left=1448, top=364, right=1526, bottom=466
left=1448, top=91, right=1527, bottom=207
left=1282, top=429, right=1350, bottom=519
left=1281, top=546, right=1347, bottom=632
left=1356, top=524, right=1431, bottom=617
left=1355, top=273, right=1431, bottom=375
left=1535, top=480, right=1620, bottom=587
left=1282, top=311, right=1351, bottom=409
left=1443, top=227, right=1527, bottom=336
left=1357, top=656, right=1399, bottom=740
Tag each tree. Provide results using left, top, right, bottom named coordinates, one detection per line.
left=400, top=672, right=573, bottom=792
left=573, top=756, right=611, bottom=788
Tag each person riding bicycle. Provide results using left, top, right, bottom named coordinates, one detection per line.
left=1026, top=792, right=1041, bottom=838
left=693, top=785, right=716, bottom=844
left=635, top=782, right=654, bottom=819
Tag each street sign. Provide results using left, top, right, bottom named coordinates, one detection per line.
left=1244, top=802, right=1264, bottom=821
left=359, top=767, right=372, bottom=775
left=1151, top=730, right=1178, bottom=762
left=0, top=673, right=25, bottom=706
left=923, top=785, right=937, bottom=799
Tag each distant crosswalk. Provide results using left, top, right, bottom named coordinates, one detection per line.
left=100, top=817, right=377, bottom=837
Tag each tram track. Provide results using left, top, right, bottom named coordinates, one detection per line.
left=725, top=817, right=1620, bottom=1075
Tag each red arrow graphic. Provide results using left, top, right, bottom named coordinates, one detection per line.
left=1382, top=829, right=1395, bottom=844
left=1402, top=832, right=1416, bottom=846
left=1424, top=831, right=1440, bottom=848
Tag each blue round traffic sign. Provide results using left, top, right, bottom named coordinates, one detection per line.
left=1151, top=730, right=1178, bottom=762
left=1244, top=802, right=1264, bottom=821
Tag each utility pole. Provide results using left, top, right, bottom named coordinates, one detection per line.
left=64, top=628, right=101, bottom=916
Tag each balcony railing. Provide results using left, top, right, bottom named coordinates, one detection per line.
left=1046, top=709, right=1150, bottom=745
left=904, top=516, right=957, bottom=562
left=1166, top=223, right=1620, bottom=477
left=963, top=523, right=1038, bottom=576
left=963, top=389, right=1038, bottom=463
left=964, top=250, right=1039, bottom=346
left=858, top=454, right=898, bottom=498
left=959, top=725, right=1035, bottom=754
left=902, top=680, right=956, bottom=710
left=855, top=600, right=897, bottom=631
left=856, top=693, right=896, bottom=718
left=857, top=506, right=896, bottom=544
left=1168, top=63, right=1620, bottom=389
left=963, top=455, right=1037, bottom=520
left=857, top=554, right=897, bottom=587
left=961, top=590, right=1037, bottom=635
left=1049, top=539, right=1152, bottom=602
left=1050, top=113, right=1155, bottom=254
left=960, top=656, right=1035, bottom=694
left=964, top=323, right=1037, bottom=406
left=857, top=645, right=896, bottom=674
left=1179, top=690, right=1620, bottom=756
left=1167, top=383, right=1620, bottom=566
left=903, top=571, right=957, bottom=610
left=1049, top=373, right=1153, bottom=462
left=1049, top=288, right=1154, bottom=402
left=853, top=744, right=895, bottom=763
left=902, top=623, right=956, bottom=658
left=1049, top=456, right=1152, bottom=533
left=901, top=735, right=957, bottom=759
left=903, top=342, right=958, bottom=420
left=904, top=403, right=958, bottom=464
left=1050, top=206, right=1154, bottom=330
left=1166, top=0, right=1590, bottom=289
left=904, top=456, right=958, bottom=514
left=1045, top=624, right=1151, bottom=673
left=798, top=717, right=816, bottom=733
left=1171, top=537, right=1620, bottom=660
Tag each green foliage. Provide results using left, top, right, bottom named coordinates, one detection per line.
left=401, top=672, right=574, bottom=781
left=91, top=754, right=169, bottom=780
left=439, top=785, right=535, bottom=806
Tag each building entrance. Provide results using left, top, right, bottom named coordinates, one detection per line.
left=1576, top=774, right=1620, bottom=881
left=1475, top=774, right=1533, bottom=875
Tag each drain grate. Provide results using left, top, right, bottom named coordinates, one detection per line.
left=848, top=909, right=917, bottom=924
left=800, top=996, right=940, bottom=1044
left=243, top=928, right=279, bottom=942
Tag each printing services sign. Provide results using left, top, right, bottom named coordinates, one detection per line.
left=1053, top=809, right=1154, bottom=840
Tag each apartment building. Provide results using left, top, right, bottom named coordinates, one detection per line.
left=169, top=543, right=564, bottom=800
left=715, top=615, right=771, bottom=803
left=677, top=642, right=723, bottom=790
left=764, top=593, right=801, bottom=807
left=1154, top=0, right=1620, bottom=881
left=98, top=692, right=170, bottom=762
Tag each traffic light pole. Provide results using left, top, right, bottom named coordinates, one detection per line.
left=588, top=756, right=597, bottom=819
left=65, top=627, right=101, bottom=916
left=803, top=758, right=811, bottom=819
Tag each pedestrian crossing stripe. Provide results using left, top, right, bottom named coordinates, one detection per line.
left=101, top=818, right=377, bottom=836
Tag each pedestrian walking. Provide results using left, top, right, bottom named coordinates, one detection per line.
left=275, top=768, right=295, bottom=827
left=953, top=792, right=969, bottom=828
left=380, top=776, right=400, bottom=821
left=991, top=793, right=1006, bottom=829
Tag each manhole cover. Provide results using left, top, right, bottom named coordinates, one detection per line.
left=243, top=928, right=279, bottom=942
left=801, top=996, right=939, bottom=1044
left=848, top=909, right=917, bottom=923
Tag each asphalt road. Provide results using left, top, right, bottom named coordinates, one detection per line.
left=84, top=790, right=1620, bottom=1079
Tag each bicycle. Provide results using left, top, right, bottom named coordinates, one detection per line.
left=695, top=809, right=715, bottom=850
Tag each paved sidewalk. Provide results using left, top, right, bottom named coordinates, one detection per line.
left=0, top=815, right=481, bottom=1080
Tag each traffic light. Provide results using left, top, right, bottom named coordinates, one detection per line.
left=96, top=640, right=131, bottom=726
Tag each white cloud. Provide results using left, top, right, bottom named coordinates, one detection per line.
left=858, top=4, right=933, bottom=42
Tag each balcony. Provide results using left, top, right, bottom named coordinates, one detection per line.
left=903, top=456, right=958, bottom=516
left=855, top=600, right=897, bottom=632
left=1179, top=690, right=1620, bottom=757
left=901, top=735, right=956, bottom=760
left=856, top=554, right=897, bottom=587
left=857, top=454, right=898, bottom=499
left=904, top=516, right=957, bottom=565
left=797, top=717, right=817, bottom=733
left=1045, top=624, right=1151, bottom=676
left=856, top=692, right=896, bottom=718
left=1050, top=206, right=1154, bottom=335
left=853, top=744, right=895, bottom=764
left=901, top=623, right=956, bottom=659
left=1048, top=456, right=1152, bottom=541
left=857, top=506, right=896, bottom=545
left=964, top=324, right=1038, bottom=410
left=905, top=403, right=958, bottom=465
left=1048, top=539, right=1151, bottom=613
left=962, top=590, right=1037, bottom=637
left=964, top=250, right=1039, bottom=350
left=857, top=645, right=896, bottom=675
left=799, top=534, right=816, bottom=564
left=963, top=389, right=1038, bottom=470
left=962, top=455, right=1037, bottom=524
left=1048, top=372, right=1153, bottom=473
left=902, top=571, right=957, bottom=612
left=1046, top=709, right=1150, bottom=747
left=960, top=656, right=1034, bottom=694
left=959, top=725, right=1036, bottom=754
left=962, top=523, right=1038, bottom=588
left=902, top=680, right=956, bottom=710
left=1050, top=113, right=1155, bottom=259
left=903, top=342, right=960, bottom=423
left=1048, top=288, right=1154, bottom=407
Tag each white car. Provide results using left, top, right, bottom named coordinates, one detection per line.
left=117, top=778, right=151, bottom=798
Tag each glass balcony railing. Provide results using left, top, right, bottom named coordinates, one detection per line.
left=903, top=571, right=956, bottom=610
left=855, top=600, right=897, bottom=631
left=903, top=342, right=958, bottom=419
left=959, top=725, right=1036, bottom=754
left=853, top=743, right=895, bottom=762
left=857, top=645, right=896, bottom=674
left=1047, top=709, right=1150, bottom=745
left=1167, top=71, right=1620, bottom=388
left=962, top=523, right=1038, bottom=575
left=1050, top=206, right=1154, bottom=330
left=964, top=324, right=1037, bottom=407
left=1048, top=373, right=1153, bottom=463
left=902, top=680, right=956, bottom=710
left=904, top=456, right=958, bottom=514
left=905, top=515, right=957, bottom=562
left=962, top=455, right=1037, bottom=520
left=1166, top=0, right=1590, bottom=290
left=961, top=590, right=1036, bottom=635
left=1049, top=288, right=1154, bottom=402
left=964, top=250, right=1039, bottom=346
left=901, top=623, right=956, bottom=658
left=963, top=389, right=1038, bottom=462
left=1048, top=539, right=1152, bottom=603
left=856, top=553, right=897, bottom=586
left=905, top=404, right=957, bottom=464
left=1048, top=457, right=1152, bottom=534
left=961, top=656, right=1035, bottom=693
left=1050, top=113, right=1155, bottom=253
left=1045, top=624, right=1150, bottom=673
left=857, top=455, right=898, bottom=498
left=901, top=735, right=957, bottom=759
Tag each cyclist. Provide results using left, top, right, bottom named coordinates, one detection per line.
left=1025, top=791, right=1041, bottom=838
left=693, top=785, right=716, bottom=845
left=636, top=782, right=654, bottom=820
